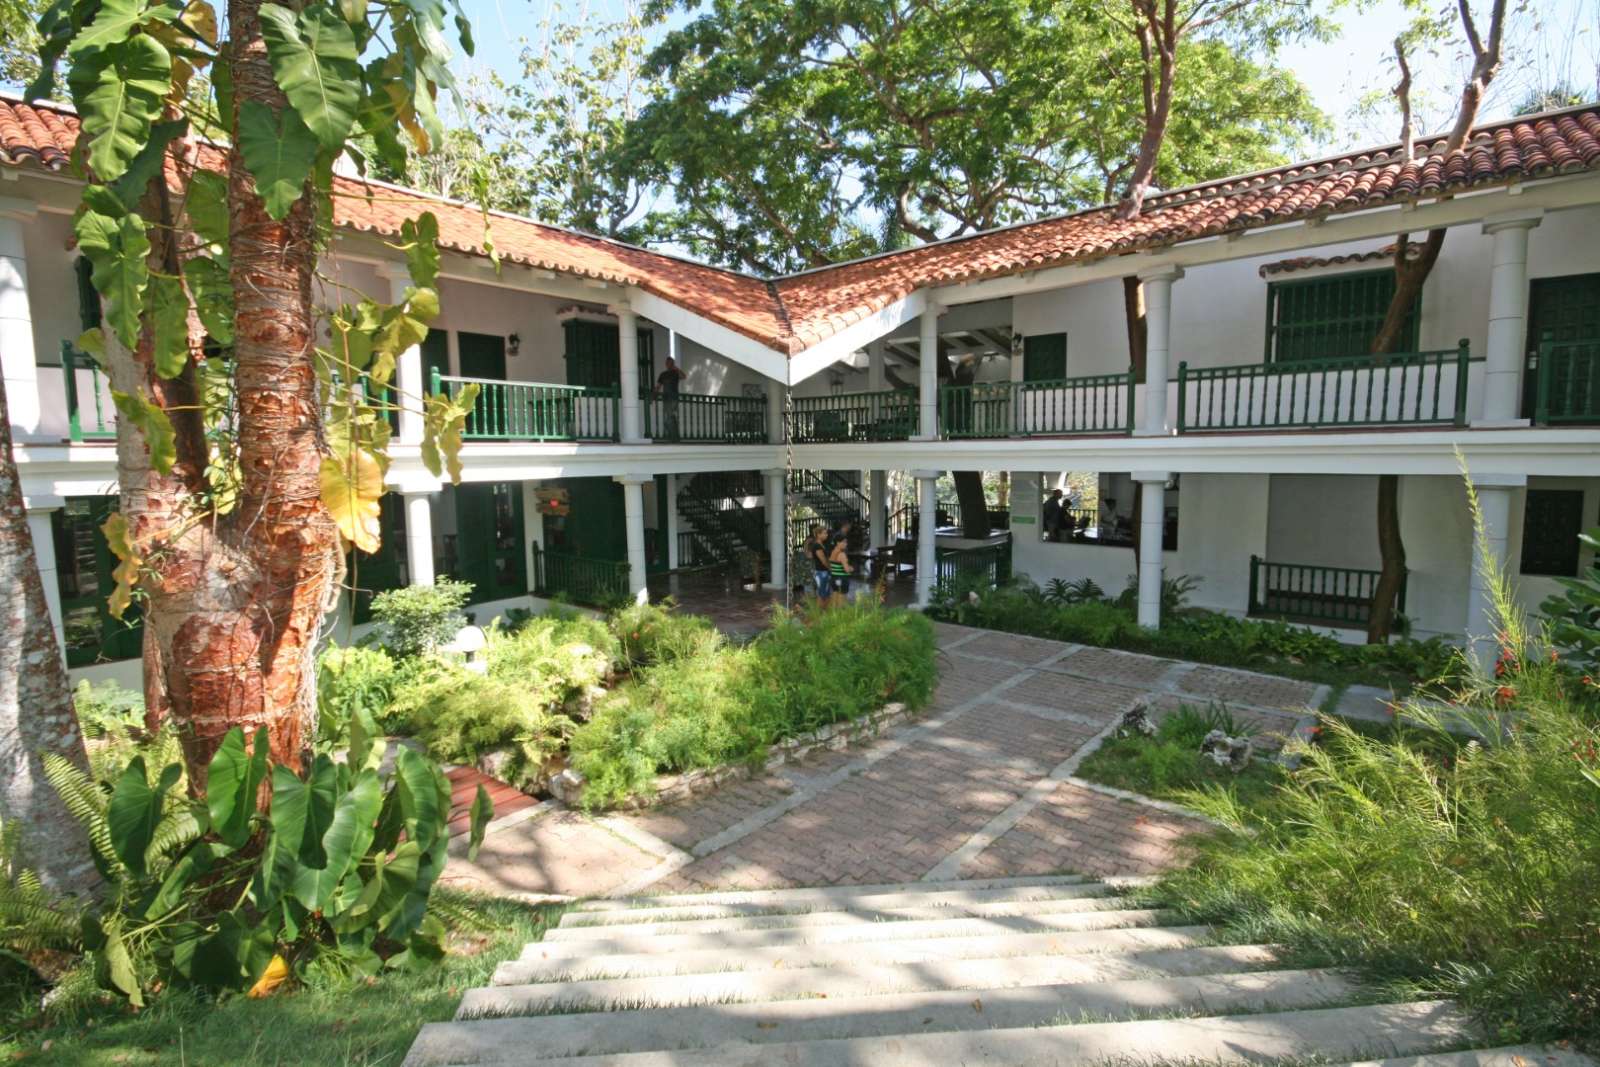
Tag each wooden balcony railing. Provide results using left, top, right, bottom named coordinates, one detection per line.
left=1177, top=343, right=1472, bottom=432
left=643, top=391, right=768, bottom=443
left=1532, top=336, right=1600, bottom=425
left=939, top=372, right=1134, bottom=438
left=1247, top=554, right=1405, bottom=629
left=788, top=389, right=917, bottom=443
left=433, top=369, right=620, bottom=442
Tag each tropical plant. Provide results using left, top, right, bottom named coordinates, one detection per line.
left=369, top=579, right=474, bottom=658
left=72, top=680, right=146, bottom=739
left=30, top=0, right=482, bottom=780
left=316, top=644, right=404, bottom=742
left=1541, top=527, right=1600, bottom=675
left=1044, top=576, right=1105, bottom=605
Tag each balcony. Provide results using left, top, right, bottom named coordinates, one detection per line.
left=1176, top=345, right=1474, bottom=433
left=787, top=389, right=917, bottom=443
left=940, top=373, right=1135, bottom=438
left=61, top=342, right=116, bottom=442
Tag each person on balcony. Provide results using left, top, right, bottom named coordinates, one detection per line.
left=804, top=524, right=831, bottom=599
left=654, top=356, right=687, bottom=440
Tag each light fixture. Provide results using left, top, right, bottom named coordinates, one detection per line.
left=507, top=332, right=521, bottom=357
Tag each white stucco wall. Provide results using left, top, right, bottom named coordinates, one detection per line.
left=1266, top=475, right=1383, bottom=571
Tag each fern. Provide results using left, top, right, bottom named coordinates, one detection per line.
left=0, top=820, right=82, bottom=954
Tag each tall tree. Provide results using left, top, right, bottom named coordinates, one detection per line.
left=0, top=376, right=97, bottom=893
left=33, top=0, right=478, bottom=785
left=1366, top=0, right=1509, bottom=643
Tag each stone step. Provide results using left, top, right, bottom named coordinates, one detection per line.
left=406, top=969, right=1355, bottom=1064
left=563, top=881, right=1114, bottom=925
left=531, top=907, right=1174, bottom=957
left=423, top=1000, right=1473, bottom=1067
left=1337, top=1048, right=1599, bottom=1067
left=549, top=892, right=1140, bottom=937
left=464, top=943, right=1281, bottom=1017
left=494, top=925, right=1211, bottom=985
left=571, top=874, right=1091, bottom=913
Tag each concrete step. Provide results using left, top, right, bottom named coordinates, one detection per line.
left=532, top=907, right=1174, bottom=957
left=548, top=892, right=1141, bottom=938
left=562, top=881, right=1116, bottom=926
left=407, top=969, right=1355, bottom=1064
left=1338, top=1050, right=1599, bottom=1067
left=494, top=925, right=1211, bottom=984
left=422, top=1000, right=1473, bottom=1067
left=571, top=874, right=1091, bottom=913
left=464, top=943, right=1282, bottom=1016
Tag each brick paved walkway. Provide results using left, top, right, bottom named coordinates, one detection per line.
left=440, top=623, right=1326, bottom=900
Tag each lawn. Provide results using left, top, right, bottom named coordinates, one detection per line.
left=1073, top=703, right=1287, bottom=808
left=2, top=893, right=559, bottom=1067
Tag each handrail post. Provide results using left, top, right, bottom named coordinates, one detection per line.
left=1247, top=553, right=1259, bottom=614
left=1453, top=338, right=1470, bottom=428
left=1174, top=361, right=1188, bottom=434
left=61, top=341, right=84, bottom=443
left=1534, top=330, right=1554, bottom=426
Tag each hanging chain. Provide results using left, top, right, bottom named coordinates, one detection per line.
left=783, top=381, right=795, bottom=615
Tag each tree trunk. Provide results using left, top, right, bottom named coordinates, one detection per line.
left=0, top=375, right=97, bottom=894
left=953, top=471, right=990, bottom=538
left=110, top=0, right=342, bottom=788
left=1366, top=473, right=1407, bottom=643
left=1123, top=276, right=1147, bottom=382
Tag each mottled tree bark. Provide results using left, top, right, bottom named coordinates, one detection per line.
left=0, top=375, right=97, bottom=894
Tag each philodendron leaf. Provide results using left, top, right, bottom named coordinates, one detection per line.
left=73, top=199, right=151, bottom=351
left=292, top=770, right=380, bottom=911
left=397, top=213, right=440, bottom=290
left=68, top=0, right=181, bottom=56
left=184, top=256, right=233, bottom=345
left=107, top=757, right=161, bottom=877
left=420, top=383, right=477, bottom=483
left=185, top=170, right=230, bottom=246
left=466, top=783, right=492, bottom=862
left=100, top=511, right=143, bottom=619
left=66, top=34, right=173, bottom=182
left=319, top=449, right=384, bottom=553
left=206, top=726, right=268, bottom=849
left=112, top=389, right=177, bottom=475
left=236, top=98, right=318, bottom=220
left=258, top=3, right=361, bottom=151
left=147, top=273, right=191, bottom=378
left=109, top=117, right=187, bottom=206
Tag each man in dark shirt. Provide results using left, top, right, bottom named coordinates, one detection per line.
left=1042, top=488, right=1064, bottom=542
left=654, top=356, right=687, bottom=440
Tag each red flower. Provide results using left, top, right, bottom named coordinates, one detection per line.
left=1494, top=685, right=1516, bottom=707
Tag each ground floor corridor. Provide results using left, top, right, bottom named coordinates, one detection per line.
left=440, top=623, right=1386, bottom=901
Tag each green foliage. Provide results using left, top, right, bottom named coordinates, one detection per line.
left=610, top=598, right=722, bottom=671
left=316, top=644, right=406, bottom=741
left=72, top=680, right=145, bottom=740
left=571, top=600, right=937, bottom=808
left=236, top=98, right=321, bottom=221
left=369, top=578, right=472, bottom=658
left=257, top=3, right=362, bottom=151
left=1541, top=527, right=1600, bottom=676
left=1077, top=702, right=1283, bottom=807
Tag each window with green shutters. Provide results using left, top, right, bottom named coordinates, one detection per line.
left=563, top=320, right=654, bottom=388
left=1264, top=269, right=1420, bottom=362
left=1520, top=488, right=1587, bottom=577
left=1022, top=333, right=1067, bottom=381
left=52, top=497, right=143, bottom=666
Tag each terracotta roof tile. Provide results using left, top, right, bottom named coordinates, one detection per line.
left=5, top=96, right=1600, bottom=359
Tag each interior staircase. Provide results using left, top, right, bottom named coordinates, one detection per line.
left=403, top=875, right=1592, bottom=1067
left=790, top=470, right=869, bottom=550
left=675, top=471, right=766, bottom=566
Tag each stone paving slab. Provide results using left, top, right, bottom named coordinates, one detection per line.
left=1052, top=646, right=1179, bottom=687
left=1175, top=664, right=1321, bottom=710
left=440, top=808, right=666, bottom=899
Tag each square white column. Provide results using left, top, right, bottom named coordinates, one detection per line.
left=916, top=306, right=941, bottom=440
left=665, top=473, right=680, bottom=569
left=766, top=379, right=785, bottom=444
left=763, top=467, right=787, bottom=591
left=1478, top=213, right=1542, bottom=426
left=0, top=208, right=42, bottom=440
left=868, top=469, right=887, bottom=548
left=913, top=470, right=939, bottom=607
left=1135, top=266, right=1182, bottom=437
left=615, top=474, right=651, bottom=603
left=402, top=491, right=435, bottom=586
left=1134, top=472, right=1170, bottom=629
left=615, top=306, right=645, bottom=443
left=1468, top=478, right=1522, bottom=671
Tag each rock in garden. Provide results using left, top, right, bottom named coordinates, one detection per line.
left=1116, top=702, right=1158, bottom=739
left=1199, top=728, right=1254, bottom=772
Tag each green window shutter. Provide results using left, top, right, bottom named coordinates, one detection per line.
left=1522, top=273, right=1600, bottom=416
left=1520, top=488, right=1586, bottom=577
left=1265, top=269, right=1419, bottom=362
left=562, top=320, right=652, bottom=388
left=1022, top=333, right=1066, bottom=381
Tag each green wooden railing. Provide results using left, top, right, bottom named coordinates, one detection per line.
left=1532, top=337, right=1600, bottom=425
left=939, top=372, right=1135, bottom=438
left=433, top=369, right=620, bottom=441
left=935, top=537, right=1013, bottom=591
left=62, top=341, right=116, bottom=442
left=531, top=545, right=631, bottom=605
left=1177, top=343, right=1472, bottom=432
left=644, top=390, right=767, bottom=443
left=1247, top=555, right=1405, bottom=629
left=788, top=389, right=917, bottom=443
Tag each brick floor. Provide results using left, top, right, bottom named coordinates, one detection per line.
left=1052, top=646, right=1178, bottom=687
left=1175, top=665, right=1321, bottom=710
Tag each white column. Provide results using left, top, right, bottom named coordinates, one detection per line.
left=665, top=473, right=680, bottom=569
left=616, top=306, right=644, bottom=443
left=766, top=379, right=785, bottom=444
left=1009, top=337, right=1025, bottom=384
left=382, top=267, right=426, bottom=444
left=25, top=506, right=64, bottom=661
left=1136, top=266, right=1182, bottom=437
left=914, top=470, right=939, bottom=607
left=1479, top=213, right=1542, bottom=426
left=402, top=491, right=435, bottom=586
left=616, top=474, right=650, bottom=603
left=917, top=305, right=941, bottom=440
left=866, top=339, right=885, bottom=392
left=763, top=467, right=787, bottom=591
left=1134, top=472, right=1169, bottom=629
left=1468, top=478, right=1520, bottom=671
left=0, top=205, right=41, bottom=440
left=868, top=470, right=887, bottom=548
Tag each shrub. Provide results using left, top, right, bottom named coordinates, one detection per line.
left=317, top=644, right=405, bottom=742
left=609, top=599, right=723, bottom=671
left=1541, top=526, right=1600, bottom=675
left=72, top=680, right=145, bottom=739
left=370, top=579, right=473, bottom=657
left=401, top=669, right=570, bottom=786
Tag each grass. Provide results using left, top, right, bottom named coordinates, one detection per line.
left=1, top=892, right=561, bottom=1067
left=1074, top=703, right=1287, bottom=809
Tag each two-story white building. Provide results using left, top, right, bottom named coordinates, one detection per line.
left=2, top=95, right=1597, bottom=684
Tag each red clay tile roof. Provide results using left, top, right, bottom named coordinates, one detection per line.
left=6, top=96, right=1600, bottom=358
left=1258, top=243, right=1420, bottom=277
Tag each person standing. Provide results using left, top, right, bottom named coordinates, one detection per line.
left=1042, top=488, right=1064, bottom=543
left=804, top=524, right=831, bottom=599
left=654, top=356, right=687, bottom=440
left=828, top=533, right=852, bottom=604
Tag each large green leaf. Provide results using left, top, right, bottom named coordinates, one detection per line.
left=236, top=99, right=318, bottom=221
left=146, top=273, right=190, bottom=378
left=112, top=389, right=177, bottom=475
left=185, top=170, right=231, bottom=246
left=420, top=383, right=477, bottom=483
left=109, top=117, right=187, bottom=206
left=107, top=757, right=161, bottom=877
left=66, top=34, right=173, bottom=182
left=398, top=213, right=440, bottom=290
left=206, top=727, right=268, bottom=849
left=392, top=747, right=446, bottom=854
left=291, top=771, right=381, bottom=911
left=466, top=783, right=492, bottom=862
left=68, top=0, right=181, bottom=55
left=258, top=2, right=361, bottom=150
left=254, top=764, right=307, bottom=909
left=183, top=256, right=233, bottom=345
left=73, top=199, right=150, bottom=351
left=145, top=840, right=225, bottom=920
left=298, top=756, right=339, bottom=867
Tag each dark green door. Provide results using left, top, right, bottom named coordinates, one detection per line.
left=1023, top=333, right=1067, bottom=382
left=563, top=320, right=654, bottom=389
left=1524, top=273, right=1600, bottom=417
left=350, top=494, right=407, bottom=624
left=457, top=332, right=505, bottom=438
left=53, top=497, right=143, bottom=666
left=452, top=482, right=526, bottom=605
